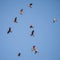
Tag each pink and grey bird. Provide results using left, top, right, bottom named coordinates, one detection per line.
left=32, top=45, right=36, bottom=51
left=14, top=17, right=17, bottom=23
left=28, top=3, right=32, bottom=8
left=19, top=9, right=23, bottom=15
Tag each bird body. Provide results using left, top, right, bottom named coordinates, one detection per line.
left=52, top=18, right=57, bottom=23
left=30, top=25, right=33, bottom=29
left=7, top=27, right=12, bottom=34
left=18, top=52, right=21, bottom=56
left=30, top=30, right=34, bottom=36
left=19, top=9, right=23, bottom=15
left=31, top=46, right=39, bottom=54
left=34, top=50, right=38, bottom=54
left=32, top=45, right=36, bottom=51
left=14, top=17, right=17, bottom=23
left=28, top=3, right=32, bottom=8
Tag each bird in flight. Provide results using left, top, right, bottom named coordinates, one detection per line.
left=29, top=25, right=33, bottom=29
left=31, top=46, right=39, bottom=54
left=7, top=27, right=12, bottom=34
left=14, top=17, right=17, bottom=23
left=32, top=45, right=36, bottom=51
left=19, top=9, right=23, bottom=15
left=30, top=30, right=34, bottom=36
left=28, top=3, right=32, bottom=8
left=52, top=18, right=57, bottom=23
left=34, top=50, right=38, bottom=54
left=18, top=52, right=21, bottom=56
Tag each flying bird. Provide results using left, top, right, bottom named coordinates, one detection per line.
left=52, top=18, right=57, bottom=23
left=18, top=52, right=21, bottom=56
left=34, top=50, right=38, bottom=54
left=30, top=25, right=33, bottom=29
left=31, top=46, right=39, bottom=54
left=30, top=30, right=34, bottom=36
left=32, top=45, right=36, bottom=51
left=28, top=3, right=32, bottom=8
left=19, top=9, right=23, bottom=15
left=14, top=17, right=17, bottom=23
left=7, top=27, right=12, bottom=34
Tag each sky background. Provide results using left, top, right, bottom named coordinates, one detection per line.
left=0, top=0, right=60, bottom=60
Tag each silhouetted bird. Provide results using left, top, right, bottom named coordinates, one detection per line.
left=34, top=50, right=38, bottom=54
left=32, top=45, right=36, bottom=51
left=30, top=25, right=33, bottom=29
left=52, top=18, right=57, bottom=23
left=18, top=52, right=21, bottom=56
left=19, top=9, right=23, bottom=15
left=14, top=17, right=17, bottom=23
left=28, top=3, right=32, bottom=8
left=30, top=30, right=34, bottom=36
left=7, top=27, right=12, bottom=34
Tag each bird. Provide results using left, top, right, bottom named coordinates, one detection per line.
left=52, top=18, right=57, bottom=23
left=7, top=27, right=12, bottom=34
left=34, top=50, right=38, bottom=54
left=29, top=25, right=33, bottom=29
left=19, top=9, right=23, bottom=15
left=18, top=52, right=21, bottom=56
left=14, top=17, right=17, bottom=23
left=28, top=3, right=32, bottom=8
left=32, top=45, right=36, bottom=51
left=30, top=30, right=34, bottom=36
left=31, top=46, right=39, bottom=54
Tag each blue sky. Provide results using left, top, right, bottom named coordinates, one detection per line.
left=0, top=0, right=60, bottom=60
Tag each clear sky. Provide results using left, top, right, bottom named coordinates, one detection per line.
left=0, top=0, right=60, bottom=60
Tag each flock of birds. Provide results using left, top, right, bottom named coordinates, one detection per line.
left=6, top=2, right=57, bottom=57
